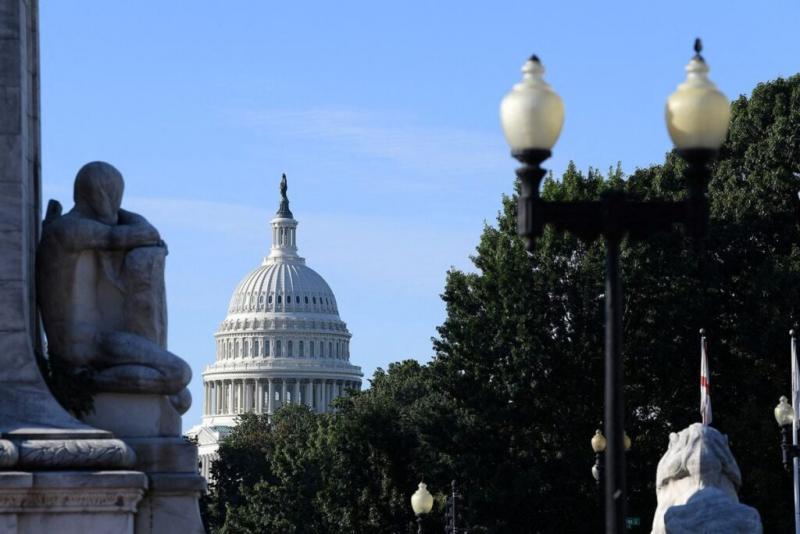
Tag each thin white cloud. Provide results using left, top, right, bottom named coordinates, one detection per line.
left=233, top=107, right=506, bottom=177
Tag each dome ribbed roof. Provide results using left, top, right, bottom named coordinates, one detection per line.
left=227, top=261, right=338, bottom=315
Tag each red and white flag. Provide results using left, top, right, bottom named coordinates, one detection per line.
left=700, top=333, right=712, bottom=426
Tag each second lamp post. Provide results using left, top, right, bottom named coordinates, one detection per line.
left=500, top=40, right=730, bottom=534
left=411, top=482, right=434, bottom=534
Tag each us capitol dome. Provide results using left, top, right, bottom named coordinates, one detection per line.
left=188, top=175, right=363, bottom=479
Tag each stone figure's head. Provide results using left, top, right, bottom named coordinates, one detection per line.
left=656, top=422, right=741, bottom=497
left=651, top=424, right=762, bottom=534
left=73, top=161, right=124, bottom=225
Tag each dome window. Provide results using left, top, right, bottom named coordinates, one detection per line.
left=310, top=342, right=315, bottom=358
left=269, top=295, right=273, bottom=304
left=312, top=297, right=316, bottom=304
left=296, top=296, right=300, bottom=304
left=288, top=341, right=293, bottom=357
left=299, top=341, right=304, bottom=357
left=277, top=295, right=282, bottom=304
left=276, top=340, right=282, bottom=357
left=265, top=340, right=270, bottom=357
left=305, top=296, right=309, bottom=304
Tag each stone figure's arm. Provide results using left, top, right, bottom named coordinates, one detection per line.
left=117, top=209, right=150, bottom=227
left=51, top=216, right=160, bottom=252
left=117, top=209, right=164, bottom=246
left=115, top=209, right=161, bottom=245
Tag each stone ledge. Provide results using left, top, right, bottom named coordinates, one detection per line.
left=0, top=470, right=147, bottom=513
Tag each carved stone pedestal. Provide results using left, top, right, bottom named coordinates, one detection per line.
left=83, top=393, right=182, bottom=439
left=84, top=394, right=205, bottom=534
left=0, top=471, right=147, bottom=534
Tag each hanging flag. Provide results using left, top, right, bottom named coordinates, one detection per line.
left=700, top=330, right=712, bottom=426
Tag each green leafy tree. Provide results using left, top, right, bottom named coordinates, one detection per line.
left=204, top=412, right=272, bottom=530
left=431, top=74, right=800, bottom=532
left=218, top=405, right=325, bottom=533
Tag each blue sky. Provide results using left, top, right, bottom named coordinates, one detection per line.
left=39, top=1, right=799, bottom=427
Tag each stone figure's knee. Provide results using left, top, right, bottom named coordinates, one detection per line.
left=174, top=357, right=192, bottom=387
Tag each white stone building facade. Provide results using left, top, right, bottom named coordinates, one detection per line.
left=187, top=176, right=363, bottom=479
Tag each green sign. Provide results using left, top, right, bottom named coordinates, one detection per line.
left=626, top=517, right=641, bottom=527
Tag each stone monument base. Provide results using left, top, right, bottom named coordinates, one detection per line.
left=0, top=470, right=147, bottom=534
left=136, top=473, right=206, bottom=534
left=83, top=393, right=182, bottom=438
left=82, top=393, right=206, bottom=534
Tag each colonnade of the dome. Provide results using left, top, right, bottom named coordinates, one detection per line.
left=203, top=377, right=359, bottom=416
left=215, top=334, right=350, bottom=360
left=198, top=454, right=214, bottom=480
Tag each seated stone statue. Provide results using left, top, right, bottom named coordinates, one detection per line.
left=37, top=161, right=191, bottom=412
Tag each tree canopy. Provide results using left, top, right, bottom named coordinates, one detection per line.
left=205, top=74, right=800, bottom=533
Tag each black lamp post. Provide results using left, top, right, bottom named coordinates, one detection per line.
left=444, top=480, right=466, bottom=534
left=591, top=427, right=632, bottom=520
left=775, top=395, right=799, bottom=470
left=411, top=481, right=434, bottom=534
left=774, top=329, right=800, bottom=534
left=500, top=40, right=730, bottom=534
left=591, top=429, right=607, bottom=487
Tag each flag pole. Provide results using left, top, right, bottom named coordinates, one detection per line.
left=791, top=328, right=800, bottom=534
left=700, top=329, right=711, bottom=426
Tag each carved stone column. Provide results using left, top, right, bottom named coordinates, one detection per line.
left=256, top=380, right=263, bottom=413
left=267, top=379, right=274, bottom=415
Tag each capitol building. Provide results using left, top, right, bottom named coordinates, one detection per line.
left=187, top=175, right=363, bottom=479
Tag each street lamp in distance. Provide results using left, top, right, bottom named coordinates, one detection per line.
left=591, top=429, right=631, bottom=484
left=592, top=429, right=607, bottom=485
left=775, top=395, right=798, bottom=471
left=411, top=481, right=434, bottom=534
